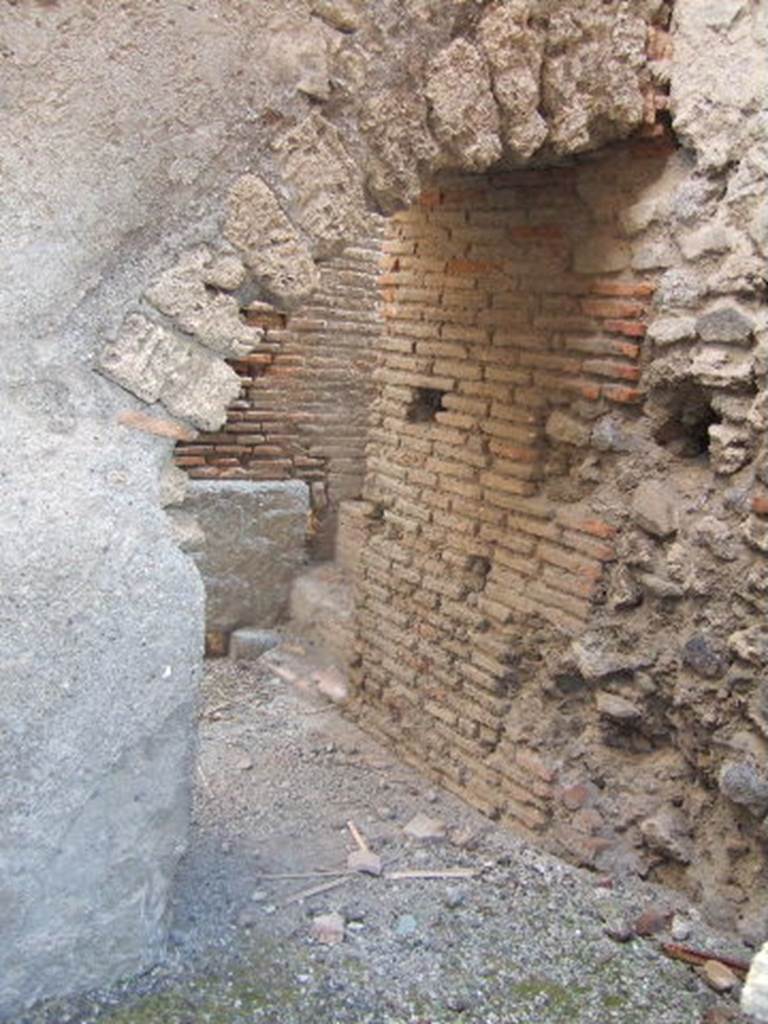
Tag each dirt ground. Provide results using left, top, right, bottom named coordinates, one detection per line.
left=20, top=642, right=754, bottom=1024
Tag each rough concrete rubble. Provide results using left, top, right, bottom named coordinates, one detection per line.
left=1, top=0, right=767, bottom=1018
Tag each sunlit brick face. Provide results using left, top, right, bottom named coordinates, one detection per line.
left=350, top=142, right=668, bottom=832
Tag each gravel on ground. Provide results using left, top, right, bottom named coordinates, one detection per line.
left=17, top=644, right=753, bottom=1024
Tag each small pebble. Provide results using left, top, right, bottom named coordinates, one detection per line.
left=444, top=888, right=465, bottom=910
left=701, top=959, right=738, bottom=993
left=445, top=996, right=470, bottom=1012
left=604, top=918, right=634, bottom=943
left=671, top=914, right=692, bottom=941
left=633, top=907, right=671, bottom=936
left=311, top=911, right=345, bottom=946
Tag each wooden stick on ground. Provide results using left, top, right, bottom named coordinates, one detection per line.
left=284, top=876, right=353, bottom=905
left=385, top=867, right=479, bottom=881
left=347, top=820, right=370, bottom=853
left=254, top=871, right=350, bottom=881
left=662, top=943, right=750, bottom=977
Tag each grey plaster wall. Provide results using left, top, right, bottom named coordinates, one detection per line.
left=0, top=1, right=317, bottom=1014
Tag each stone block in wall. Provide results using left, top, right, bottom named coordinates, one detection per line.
left=224, top=174, right=318, bottom=308
left=185, top=480, right=309, bottom=632
left=99, top=314, right=242, bottom=432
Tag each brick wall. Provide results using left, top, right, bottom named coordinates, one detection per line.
left=174, top=220, right=384, bottom=556
left=349, top=141, right=669, bottom=837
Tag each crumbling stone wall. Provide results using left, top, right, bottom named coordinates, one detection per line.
left=173, top=225, right=384, bottom=558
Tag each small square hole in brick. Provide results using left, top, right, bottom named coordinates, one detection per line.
left=406, top=387, right=446, bottom=423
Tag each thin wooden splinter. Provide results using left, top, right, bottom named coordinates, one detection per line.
left=347, top=819, right=370, bottom=853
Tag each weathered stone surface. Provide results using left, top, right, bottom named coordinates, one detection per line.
left=571, top=635, right=653, bottom=682
left=224, top=174, right=319, bottom=308
left=609, top=566, right=643, bottom=610
left=165, top=509, right=206, bottom=552
left=99, top=315, right=242, bottom=432
left=541, top=2, right=649, bottom=153
left=631, top=236, right=679, bottom=271
left=679, top=223, right=732, bottom=261
left=159, top=464, right=189, bottom=509
left=671, top=0, right=768, bottom=171
left=265, top=12, right=331, bottom=101
left=592, top=415, right=638, bottom=453
left=477, top=3, right=546, bottom=161
left=641, top=806, right=694, bottom=864
left=202, top=253, right=247, bottom=292
left=145, top=248, right=260, bottom=357
left=655, top=267, right=707, bottom=310
left=744, top=516, right=768, bottom=554
left=682, top=633, right=727, bottom=679
left=691, top=346, right=755, bottom=390
left=311, top=0, right=364, bottom=32
left=186, top=481, right=309, bottom=633
left=637, top=572, right=685, bottom=599
left=596, top=691, right=642, bottom=724
left=729, top=627, right=768, bottom=667
left=708, top=423, right=751, bottom=476
left=647, top=316, right=697, bottom=347
left=696, top=306, right=755, bottom=345
left=272, top=113, right=367, bottom=258
left=631, top=481, right=679, bottom=539
left=425, top=39, right=501, bottom=172
left=403, top=812, right=447, bottom=842
left=719, top=760, right=768, bottom=818
left=359, top=89, right=439, bottom=211
left=546, top=410, right=591, bottom=447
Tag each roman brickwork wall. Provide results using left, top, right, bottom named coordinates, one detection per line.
left=174, top=224, right=384, bottom=556
left=348, top=131, right=768, bottom=935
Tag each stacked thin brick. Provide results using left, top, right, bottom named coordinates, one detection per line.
left=350, top=148, right=665, bottom=834
left=175, top=223, right=384, bottom=554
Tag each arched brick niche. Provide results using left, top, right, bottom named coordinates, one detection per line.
left=351, top=137, right=672, bottom=812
